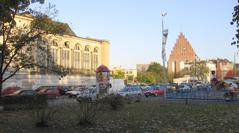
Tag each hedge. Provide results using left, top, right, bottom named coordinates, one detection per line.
left=2, top=94, right=47, bottom=110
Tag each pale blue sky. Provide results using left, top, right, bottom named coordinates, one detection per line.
left=36, top=0, right=237, bottom=69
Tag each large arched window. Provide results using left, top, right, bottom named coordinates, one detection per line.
left=61, top=41, right=70, bottom=68
left=74, top=44, right=81, bottom=69
left=93, top=47, right=99, bottom=69
left=83, top=46, right=90, bottom=69
left=50, top=40, right=58, bottom=65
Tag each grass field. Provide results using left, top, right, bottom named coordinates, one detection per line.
left=0, top=101, right=239, bottom=133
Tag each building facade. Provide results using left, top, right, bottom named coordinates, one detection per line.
left=14, top=14, right=110, bottom=76
left=168, top=33, right=196, bottom=74
left=111, top=66, right=137, bottom=84
left=1, top=14, right=110, bottom=89
left=212, top=59, right=233, bottom=80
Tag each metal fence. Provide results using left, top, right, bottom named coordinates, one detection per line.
left=166, top=88, right=239, bottom=101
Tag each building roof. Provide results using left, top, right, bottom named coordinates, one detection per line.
left=18, top=12, right=76, bottom=36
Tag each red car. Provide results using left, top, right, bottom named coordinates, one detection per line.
left=37, top=87, right=60, bottom=98
left=144, top=86, right=164, bottom=97
left=2, top=86, right=21, bottom=96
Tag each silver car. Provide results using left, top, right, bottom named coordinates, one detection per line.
left=118, top=86, right=143, bottom=101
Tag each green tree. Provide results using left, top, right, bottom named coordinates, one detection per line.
left=0, top=0, right=68, bottom=97
left=112, top=70, right=125, bottom=79
left=231, top=1, right=239, bottom=47
left=137, top=72, right=156, bottom=84
left=190, top=61, right=209, bottom=81
left=147, top=62, right=166, bottom=83
left=137, top=62, right=167, bottom=84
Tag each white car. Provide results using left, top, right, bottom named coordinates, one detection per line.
left=178, top=84, right=191, bottom=91
left=65, top=90, right=82, bottom=98
left=76, top=87, right=97, bottom=102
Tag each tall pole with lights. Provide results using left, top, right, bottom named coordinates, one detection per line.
left=162, top=12, right=168, bottom=101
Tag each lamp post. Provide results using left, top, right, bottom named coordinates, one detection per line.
left=162, top=12, right=168, bottom=102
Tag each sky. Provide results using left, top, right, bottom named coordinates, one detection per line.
left=34, top=0, right=237, bottom=69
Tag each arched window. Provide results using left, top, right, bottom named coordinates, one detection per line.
left=64, top=41, right=70, bottom=48
left=83, top=46, right=90, bottom=69
left=52, top=40, right=58, bottom=47
left=50, top=40, right=58, bottom=65
left=75, top=44, right=80, bottom=50
left=93, top=47, right=99, bottom=69
left=74, top=44, right=81, bottom=69
left=61, top=42, right=70, bottom=68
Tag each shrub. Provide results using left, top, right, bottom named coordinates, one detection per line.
left=2, top=94, right=47, bottom=110
left=33, top=106, right=58, bottom=127
left=76, top=101, right=97, bottom=126
left=107, top=94, right=124, bottom=110
left=99, top=94, right=124, bottom=111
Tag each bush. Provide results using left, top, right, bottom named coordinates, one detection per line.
left=33, top=107, right=58, bottom=127
left=2, top=94, right=47, bottom=110
left=99, top=94, right=124, bottom=111
left=76, top=101, right=97, bottom=126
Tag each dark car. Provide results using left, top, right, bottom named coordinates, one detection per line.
left=7, top=89, right=37, bottom=96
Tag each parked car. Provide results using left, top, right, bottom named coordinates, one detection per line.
left=76, top=87, right=97, bottom=102
left=178, top=84, right=191, bottom=92
left=118, top=86, right=143, bottom=101
left=57, top=86, right=72, bottom=95
left=144, top=86, right=165, bottom=97
left=2, top=86, right=21, bottom=96
left=36, top=86, right=60, bottom=99
left=6, top=89, right=37, bottom=96
left=65, top=85, right=86, bottom=98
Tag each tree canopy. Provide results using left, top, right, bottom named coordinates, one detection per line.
left=231, top=1, right=239, bottom=48
left=137, top=62, right=167, bottom=84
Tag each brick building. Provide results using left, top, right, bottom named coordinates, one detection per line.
left=211, top=59, right=233, bottom=80
left=168, top=33, right=196, bottom=74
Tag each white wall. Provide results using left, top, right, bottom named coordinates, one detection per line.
left=3, top=73, right=96, bottom=90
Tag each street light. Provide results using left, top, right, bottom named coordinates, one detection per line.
left=162, top=12, right=168, bottom=102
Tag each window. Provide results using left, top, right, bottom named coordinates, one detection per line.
left=52, top=40, right=58, bottom=47
left=51, top=48, right=58, bottom=64
left=73, top=44, right=81, bottom=69
left=93, top=47, right=99, bottom=70
left=50, top=40, right=58, bottom=65
left=83, top=46, right=90, bottom=69
left=75, top=44, right=80, bottom=50
left=64, top=42, right=70, bottom=48
left=74, top=51, right=80, bottom=69
left=61, top=49, right=70, bottom=68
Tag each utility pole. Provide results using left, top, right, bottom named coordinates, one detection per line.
left=162, top=12, right=168, bottom=102
left=234, top=52, right=237, bottom=77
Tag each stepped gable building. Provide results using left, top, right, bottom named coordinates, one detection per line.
left=168, top=33, right=196, bottom=74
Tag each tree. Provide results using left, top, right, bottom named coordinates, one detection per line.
left=112, top=70, right=125, bottom=79
left=231, top=1, right=239, bottom=47
left=190, top=61, right=209, bottom=81
left=147, top=62, right=166, bottom=83
left=0, top=0, right=69, bottom=97
left=137, top=62, right=167, bottom=84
